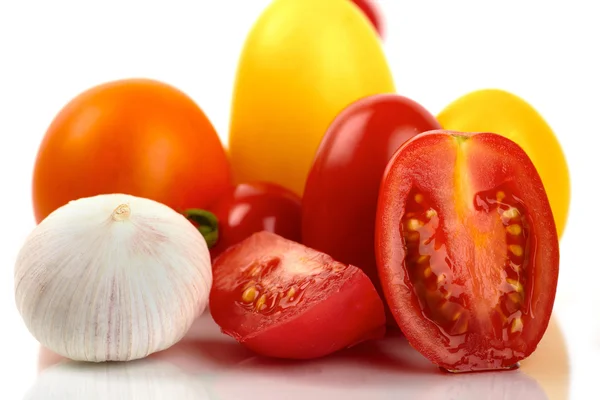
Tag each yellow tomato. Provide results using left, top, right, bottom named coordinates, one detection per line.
left=228, top=0, right=395, bottom=196
left=438, top=89, right=570, bottom=238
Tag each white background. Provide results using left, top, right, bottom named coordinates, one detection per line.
left=0, top=1, right=599, bottom=399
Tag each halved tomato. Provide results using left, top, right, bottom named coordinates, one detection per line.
left=209, top=231, right=386, bottom=359
left=375, top=130, right=559, bottom=372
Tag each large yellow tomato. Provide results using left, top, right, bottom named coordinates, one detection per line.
left=438, top=89, right=570, bottom=238
left=228, top=0, right=395, bottom=196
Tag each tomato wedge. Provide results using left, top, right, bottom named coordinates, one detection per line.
left=375, top=130, right=559, bottom=372
left=209, top=231, right=386, bottom=359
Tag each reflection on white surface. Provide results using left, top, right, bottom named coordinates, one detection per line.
left=209, top=340, right=548, bottom=400
left=31, top=312, right=567, bottom=400
left=24, top=359, right=210, bottom=400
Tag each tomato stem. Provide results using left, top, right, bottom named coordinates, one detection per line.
left=183, top=209, right=219, bottom=248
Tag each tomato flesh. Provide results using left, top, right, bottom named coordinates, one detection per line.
left=376, top=130, right=559, bottom=372
left=210, top=231, right=386, bottom=359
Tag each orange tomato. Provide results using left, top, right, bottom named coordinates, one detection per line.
left=32, top=78, right=231, bottom=223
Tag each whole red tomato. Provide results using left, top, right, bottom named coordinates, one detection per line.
left=32, top=79, right=231, bottom=223
left=352, top=0, right=384, bottom=37
left=302, top=94, right=441, bottom=323
left=185, top=182, right=303, bottom=260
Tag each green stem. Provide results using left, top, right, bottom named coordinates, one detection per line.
left=182, top=209, right=219, bottom=249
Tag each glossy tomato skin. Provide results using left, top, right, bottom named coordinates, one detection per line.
left=437, top=89, right=570, bottom=239
left=210, top=231, right=386, bottom=359
left=351, top=0, right=384, bottom=37
left=375, top=130, right=559, bottom=372
left=208, top=182, right=302, bottom=260
left=32, top=79, right=231, bottom=223
left=302, top=94, right=440, bottom=322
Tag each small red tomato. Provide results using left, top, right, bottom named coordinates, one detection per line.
left=351, top=0, right=384, bottom=37
left=302, top=94, right=440, bottom=324
left=210, top=231, right=386, bottom=359
left=185, top=182, right=302, bottom=260
left=376, top=130, right=559, bottom=372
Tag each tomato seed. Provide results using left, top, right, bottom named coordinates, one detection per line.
left=286, top=287, right=296, bottom=300
left=508, top=244, right=523, bottom=257
left=506, top=279, right=523, bottom=293
left=256, top=294, right=267, bottom=311
left=417, top=255, right=429, bottom=264
left=241, top=286, right=258, bottom=303
left=424, top=267, right=432, bottom=278
left=437, top=273, right=446, bottom=284
left=406, top=219, right=424, bottom=231
left=510, top=316, right=523, bottom=334
left=506, top=224, right=522, bottom=236
left=502, top=207, right=520, bottom=220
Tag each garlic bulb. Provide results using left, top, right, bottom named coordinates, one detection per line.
left=14, top=193, right=212, bottom=362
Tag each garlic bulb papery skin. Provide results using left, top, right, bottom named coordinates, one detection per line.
left=14, top=193, right=212, bottom=362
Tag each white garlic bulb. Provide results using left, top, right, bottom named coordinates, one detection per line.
left=14, top=193, right=212, bottom=362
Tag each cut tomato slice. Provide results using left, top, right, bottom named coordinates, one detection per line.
left=375, top=130, right=559, bottom=372
left=209, top=231, right=386, bottom=359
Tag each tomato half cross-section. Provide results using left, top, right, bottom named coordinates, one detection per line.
left=209, top=231, right=386, bottom=359
left=375, top=130, right=559, bottom=372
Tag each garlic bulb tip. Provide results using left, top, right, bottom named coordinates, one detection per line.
left=111, top=203, right=131, bottom=221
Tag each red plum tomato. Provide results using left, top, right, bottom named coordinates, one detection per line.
left=302, top=93, right=441, bottom=324
left=375, top=130, right=559, bottom=372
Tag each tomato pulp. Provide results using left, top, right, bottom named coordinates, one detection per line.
left=302, top=94, right=440, bottom=325
left=210, top=231, right=386, bottom=359
left=375, top=130, right=559, bottom=372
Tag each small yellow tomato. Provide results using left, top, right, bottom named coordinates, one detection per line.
left=228, top=0, right=395, bottom=196
left=438, top=89, right=570, bottom=238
